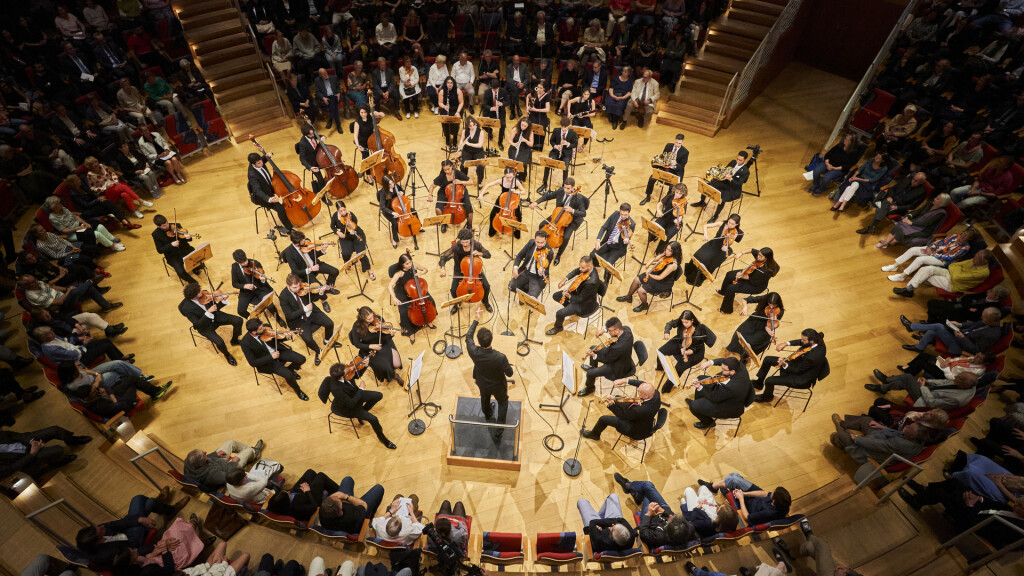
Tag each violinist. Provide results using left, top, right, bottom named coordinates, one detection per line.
left=540, top=117, right=578, bottom=192
left=438, top=76, right=465, bottom=151
left=580, top=382, right=660, bottom=442
left=231, top=249, right=285, bottom=324
left=439, top=227, right=493, bottom=313
left=152, top=214, right=197, bottom=284
left=718, top=247, right=779, bottom=315
left=330, top=201, right=374, bottom=281
left=283, top=230, right=340, bottom=313
left=387, top=252, right=437, bottom=343
left=547, top=254, right=602, bottom=335
left=467, top=307, right=514, bottom=430
left=378, top=175, right=410, bottom=248
left=458, top=116, right=486, bottom=188
left=481, top=167, right=525, bottom=238
left=510, top=230, right=553, bottom=298
left=683, top=214, right=742, bottom=287
left=507, top=117, right=534, bottom=181
left=653, top=183, right=688, bottom=252
left=240, top=318, right=308, bottom=401
left=616, top=241, right=682, bottom=313
left=348, top=307, right=405, bottom=387
left=482, top=79, right=508, bottom=147
left=688, top=357, right=755, bottom=430
left=693, top=151, right=750, bottom=223
left=296, top=122, right=327, bottom=191
left=530, top=177, right=589, bottom=265
left=592, top=202, right=635, bottom=283
left=641, top=134, right=688, bottom=206
left=429, top=160, right=474, bottom=232
left=753, top=329, right=827, bottom=404
left=280, top=273, right=336, bottom=367
left=579, top=317, right=634, bottom=397
left=319, top=363, right=396, bottom=450
left=178, top=282, right=243, bottom=366
left=658, top=310, right=711, bottom=391
left=247, top=153, right=294, bottom=233
left=725, top=292, right=785, bottom=362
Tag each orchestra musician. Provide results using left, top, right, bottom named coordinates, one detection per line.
left=658, top=310, right=711, bottom=391
left=246, top=153, right=294, bottom=233
left=481, top=167, right=526, bottom=238
left=591, top=202, right=635, bottom=284
left=231, top=249, right=285, bottom=324
left=330, top=201, right=375, bottom=281
left=580, top=381, right=661, bottom=441
left=510, top=230, right=554, bottom=298
left=653, top=183, right=688, bottom=252
left=481, top=79, right=508, bottom=147
left=568, top=89, right=596, bottom=129
left=240, top=318, right=308, bottom=401
left=438, top=76, right=465, bottom=151
left=546, top=254, right=602, bottom=335
left=178, top=282, right=243, bottom=366
left=616, top=241, right=682, bottom=313
left=387, top=252, right=437, bottom=343
left=429, top=160, right=475, bottom=232
left=641, top=134, right=688, bottom=206
left=753, top=329, right=828, bottom=404
left=529, top=177, right=590, bottom=266
left=579, top=317, right=635, bottom=397
left=540, top=116, right=578, bottom=192
left=348, top=307, right=406, bottom=387
left=718, top=247, right=779, bottom=315
left=377, top=174, right=408, bottom=248
left=152, top=214, right=198, bottom=284
left=686, top=357, right=755, bottom=430
left=693, top=150, right=750, bottom=223
left=526, top=81, right=551, bottom=150
left=467, top=308, right=514, bottom=431
left=507, top=117, right=534, bottom=181
left=683, top=214, right=743, bottom=287
left=439, top=227, right=493, bottom=313
left=282, top=230, right=340, bottom=313
left=352, top=105, right=386, bottom=183
left=319, top=363, right=396, bottom=449
left=457, top=116, right=486, bottom=187
left=279, top=273, right=336, bottom=366
left=725, top=292, right=785, bottom=361
left=296, top=123, right=326, bottom=191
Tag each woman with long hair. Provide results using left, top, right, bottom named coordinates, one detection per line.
left=348, top=306, right=405, bottom=386
left=683, top=214, right=742, bottom=286
left=438, top=76, right=465, bottom=150
left=458, top=116, right=486, bottom=187
left=725, top=292, right=785, bottom=360
left=718, top=247, right=779, bottom=314
left=658, top=309, right=711, bottom=391
left=387, top=252, right=437, bottom=342
left=507, top=116, right=534, bottom=181
left=616, top=241, right=683, bottom=312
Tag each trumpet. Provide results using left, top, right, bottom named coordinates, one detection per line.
left=652, top=151, right=675, bottom=169
left=705, top=164, right=730, bottom=181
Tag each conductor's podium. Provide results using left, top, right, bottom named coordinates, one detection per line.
left=447, top=396, right=523, bottom=471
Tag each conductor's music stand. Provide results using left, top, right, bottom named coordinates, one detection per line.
left=594, top=254, right=621, bottom=311
left=541, top=350, right=575, bottom=427
left=685, top=179, right=722, bottom=240
left=677, top=257, right=713, bottom=311
left=185, top=243, right=215, bottom=290
left=514, top=289, right=546, bottom=358
left=422, top=213, right=452, bottom=258
left=438, top=115, right=462, bottom=158
left=537, top=155, right=566, bottom=193
left=339, top=249, right=372, bottom=302
left=632, top=217, right=666, bottom=271
left=434, top=293, right=474, bottom=359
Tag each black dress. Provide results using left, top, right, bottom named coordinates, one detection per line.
left=654, top=194, right=683, bottom=252
left=508, top=127, right=533, bottom=179
left=725, top=297, right=784, bottom=358
left=658, top=322, right=710, bottom=383
left=718, top=248, right=775, bottom=314
left=329, top=211, right=371, bottom=272
left=348, top=324, right=400, bottom=381
left=640, top=261, right=681, bottom=294
left=354, top=117, right=375, bottom=159
left=460, top=126, right=486, bottom=184
left=569, top=98, right=593, bottom=129
left=439, top=86, right=461, bottom=146
left=684, top=223, right=743, bottom=286
left=528, top=92, right=550, bottom=150
left=389, top=263, right=436, bottom=335
left=487, top=177, right=524, bottom=238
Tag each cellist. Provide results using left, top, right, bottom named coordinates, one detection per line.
left=352, top=104, right=386, bottom=183
left=439, top=227, right=493, bottom=314
left=378, top=174, right=411, bottom=249
left=387, top=252, right=436, bottom=343
left=528, top=177, right=589, bottom=266
left=296, top=122, right=326, bottom=191
left=510, top=229, right=553, bottom=298
left=247, top=152, right=293, bottom=233
left=547, top=255, right=602, bottom=336
left=329, top=200, right=375, bottom=281
left=480, top=167, right=525, bottom=238
left=428, top=160, right=474, bottom=232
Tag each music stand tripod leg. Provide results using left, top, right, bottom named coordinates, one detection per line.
left=426, top=224, right=443, bottom=258
left=442, top=304, right=463, bottom=359
left=346, top=264, right=373, bottom=302
left=683, top=203, right=709, bottom=241
left=538, top=387, right=571, bottom=424
left=675, top=282, right=703, bottom=311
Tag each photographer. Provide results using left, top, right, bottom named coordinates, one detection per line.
left=432, top=500, right=469, bottom=551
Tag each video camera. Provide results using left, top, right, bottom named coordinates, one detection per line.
left=407, top=151, right=417, bottom=165
left=601, top=164, right=615, bottom=176
left=421, top=522, right=483, bottom=576
left=746, top=144, right=762, bottom=158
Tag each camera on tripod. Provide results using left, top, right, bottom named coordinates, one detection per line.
left=746, top=144, right=762, bottom=158
left=407, top=151, right=417, bottom=165
left=421, top=522, right=483, bottom=576
left=602, top=164, right=615, bottom=176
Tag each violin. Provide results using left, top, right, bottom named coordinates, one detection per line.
left=242, top=262, right=274, bottom=284
left=733, top=259, right=764, bottom=283
left=442, top=182, right=468, bottom=226
left=391, top=189, right=422, bottom=237
left=166, top=222, right=200, bottom=240
left=299, top=112, right=358, bottom=198
left=681, top=325, right=695, bottom=351
left=368, top=319, right=400, bottom=334
left=671, top=196, right=686, bottom=218
left=722, top=227, right=738, bottom=249
left=298, top=238, right=336, bottom=253
left=339, top=213, right=362, bottom=241
left=402, top=249, right=437, bottom=327
left=537, top=185, right=580, bottom=248
left=596, top=396, right=642, bottom=405
left=295, top=282, right=330, bottom=297
left=456, top=234, right=485, bottom=303
left=259, top=328, right=302, bottom=341
left=198, top=290, right=238, bottom=305
left=643, top=255, right=674, bottom=282
left=249, top=135, right=321, bottom=227
left=778, top=345, right=812, bottom=368
left=492, top=177, right=521, bottom=234
left=561, top=269, right=590, bottom=304
left=583, top=335, right=618, bottom=360
left=367, top=93, right=407, bottom=183
left=764, top=303, right=782, bottom=345
left=536, top=246, right=551, bottom=284
left=343, top=354, right=372, bottom=380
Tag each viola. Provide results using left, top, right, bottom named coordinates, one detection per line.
left=492, top=178, right=521, bottom=234
left=259, top=328, right=302, bottom=341
left=442, top=182, right=468, bottom=225
left=779, top=345, right=811, bottom=368
left=299, top=113, right=358, bottom=198
left=367, top=93, right=407, bottom=183
left=561, top=269, right=590, bottom=304
left=391, top=191, right=421, bottom=237
left=242, top=262, right=274, bottom=284
left=166, top=223, right=200, bottom=240
left=643, top=255, right=674, bottom=282
left=733, top=260, right=764, bottom=284
left=583, top=335, right=618, bottom=360
left=402, top=249, right=437, bottom=327
left=538, top=185, right=580, bottom=248
left=456, top=237, right=485, bottom=303
left=249, top=135, right=321, bottom=227
left=198, top=290, right=238, bottom=305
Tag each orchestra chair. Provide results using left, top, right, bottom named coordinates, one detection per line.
left=611, top=406, right=668, bottom=463
left=327, top=411, right=361, bottom=438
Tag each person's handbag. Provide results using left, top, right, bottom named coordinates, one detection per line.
left=205, top=501, right=246, bottom=540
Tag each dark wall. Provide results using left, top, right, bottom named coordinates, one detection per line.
left=796, top=0, right=908, bottom=80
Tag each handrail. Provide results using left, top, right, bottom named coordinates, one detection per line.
left=728, top=0, right=805, bottom=111
left=26, top=497, right=93, bottom=547
left=716, top=73, right=738, bottom=130
left=822, top=0, right=919, bottom=150
left=129, top=446, right=177, bottom=490
left=448, top=415, right=520, bottom=429
left=937, top=511, right=1024, bottom=570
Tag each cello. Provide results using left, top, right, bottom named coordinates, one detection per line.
left=456, top=235, right=485, bottom=303
left=491, top=174, right=521, bottom=234
left=442, top=182, right=468, bottom=226
left=391, top=190, right=422, bottom=238
left=534, top=184, right=580, bottom=248
left=249, top=135, right=321, bottom=227
left=300, top=112, right=358, bottom=198
left=402, top=249, right=437, bottom=327
left=367, top=93, right=407, bottom=183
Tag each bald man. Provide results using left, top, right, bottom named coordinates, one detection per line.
left=582, top=381, right=661, bottom=441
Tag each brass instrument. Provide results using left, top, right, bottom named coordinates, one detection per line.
left=705, top=163, right=730, bottom=181
left=652, top=151, right=675, bottom=169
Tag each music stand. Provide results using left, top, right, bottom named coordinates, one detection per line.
left=251, top=292, right=276, bottom=326
left=438, top=115, right=462, bottom=158
left=185, top=243, right=215, bottom=290
left=514, top=289, right=545, bottom=357
left=339, top=249, right=372, bottom=302
left=537, top=156, right=566, bottom=192
left=569, top=126, right=592, bottom=160
left=736, top=332, right=762, bottom=369
left=594, top=254, right=621, bottom=312
left=656, top=349, right=684, bottom=392
left=651, top=168, right=680, bottom=211
left=631, top=217, right=666, bottom=271
left=541, top=350, right=575, bottom=427
left=477, top=116, right=500, bottom=154
left=323, top=326, right=344, bottom=365
left=499, top=217, right=529, bottom=268
left=677, top=257, right=713, bottom=311
left=358, top=150, right=385, bottom=179
left=435, top=293, right=474, bottom=359
left=406, top=351, right=437, bottom=435
left=463, top=158, right=490, bottom=197
left=685, top=179, right=722, bottom=240
left=422, top=213, right=451, bottom=258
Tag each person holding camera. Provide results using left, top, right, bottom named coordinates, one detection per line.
left=432, top=500, right=469, bottom=551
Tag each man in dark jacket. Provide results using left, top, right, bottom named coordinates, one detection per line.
left=0, top=426, right=89, bottom=479
left=296, top=123, right=327, bottom=191
left=858, top=171, right=928, bottom=234
left=241, top=318, right=307, bottom=400
left=178, top=282, right=243, bottom=366
left=582, top=382, right=660, bottom=440
left=754, top=329, right=828, bottom=403
left=247, top=152, right=294, bottom=233
left=467, top=308, right=514, bottom=426
left=481, top=79, right=509, bottom=146
left=612, top=474, right=696, bottom=550
left=75, top=492, right=188, bottom=569
left=687, top=357, right=754, bottom=429
left=579, top=317, right=634, bottom=396
left=152, top=214, right=198, bottom=284
left=318, top=363, right=394, bottom=449
left=577, top=493, right=636, bottom=553
left=547, top=255, right=602, bottom=334
left=641, top=134, right=688, bottom=205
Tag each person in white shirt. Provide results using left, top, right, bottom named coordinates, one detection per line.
left=451, top=52, right=476, bottom=113
left=375, top=12, right=399, bottom=60
left=371, top=494, right=424, bottom=545
left=225, top=464, right=274, bottom=504
left=426, top=55, right=449, bottom=114
left=82, top=0, right=114, bottom=31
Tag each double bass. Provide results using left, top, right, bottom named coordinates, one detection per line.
left=442, top=182, right=468, bottom=226
left=492, top=176, right=521, bottom=234
left=402, top=249, right=436, bottom=327
left=367, top=94, right=407, bottom=183
left=249, top=135, right=321, bottom=227
left=300, top=112, right=358, bottom=198
left=456, top=236, right=485, bottom=303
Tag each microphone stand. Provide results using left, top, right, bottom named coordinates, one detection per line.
left=563, top=400, right=590, bottom=477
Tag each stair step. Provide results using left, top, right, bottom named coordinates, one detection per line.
left=693, top=52, right=746, bottom=74
left=222, top=102, right=284, bottom=127
left=214, top=82, right=277, bottom=105
left=197, top=43, right=255, bottom=66
left=667, top=93, right=723, bottom=112
left=705, top=29, right=761, bottom=51
left=220, top=92, right=282, bottom=115
left=732, top=0, right=785, bottom=16
left=207, top=68, right=268, bottom=91
left=201, top=57, right=264, bottom=80
left=759, top=0, right=790, bottom=6
left=229, top=116, right=293, bottom=138
left=711, top=19, right=771, bottom=40
left=173, top=0, right=229, bottom=18
left=179, top=7, right=238, bottom=30
left=683, top=63, right=735, bottom=84
left=679, top=76, right=730, bottom=96
left=704, top=41, right=754, bottom=61
left=728, top=7, right=777, bottom=27
left=661, top=102, right=721, bottom=123
left=184, top=20, right=243, bottom=42
left=192, top=32, right=250, bottom=55
left=655, top=112, right=719, bottom=137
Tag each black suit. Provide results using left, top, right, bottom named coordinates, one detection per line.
left=534, top=188, right=589, bottom=260
left=592, top=214, right=635, bottom=280
left=371, top=68, right=400, bottom=107
left=330, top=211, right=371, bottom=272
left=581, top=67, right=608, bottom=97
left=583, top=327, right=635, bottom=392
left=755, top=341, right=827, bottom=398
left=590, top=385, right=661, bottom=440
left=482, top=87, right=509, bottom=143
left=644, top=142, right=689, bottom=200
left=152, top=228, right=197, bottom=283
left=688, top=359, right=754, bottom=426
left=297, top=135, right=326, bottom=190
left=230, top=259, right=283, bottom=321
left=708, top=159, right=751, bottom=221
left=466, top=320, right=514, bottom=422
left=178, top=297, right=243, bottom=356
left=318, top=376, right=388, bottom=442
left=241, top=332, right=306, bottom=394
left=282, top=243, right=339, bottom=288
left=0, top=427, right=77, bottom=479
left=552, top=267, right=602, bottom=330
left=510, top=239, right=553, bottom=297
left=279, top=287, right=334, bottom=356
left=542, top=127, right=578, bottom=189
left=247, top=161, right=294, bottom=230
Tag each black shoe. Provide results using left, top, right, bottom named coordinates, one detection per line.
left=898, top=488, right=921, bottom=510
left=771, top=549, right=792, bottom=573
left=693, top=421, right=713, bottom=429
left=577, top=386, right=595, bottom=397
left=314, top=354, right=321, bottom=366
left=441, top=224, right=448, bottom=233
left=772, top=537, right=790, bottom=557
left=639, top=196, right=650, bottom=206
left=912, top=333, right=921, bottom=340
left=754, top=393, right=772, bottom=403
left=25, top=390, right=45, bottom=403
left=492, top=429, right=504, bottom=442
left=12, top=356, right=34, bottom=370
left=484, top=301, right=493, bottom=313
left=327, top=288, right=340, bottom=295
left=900, top=314, right=914, bottom=332
left=383, top=440, right=397, bottom=449
left=274, top=560, right=285, bottom=575
left=297, top=391, right=309, bottom=401
left=864, top=383, right=883, bottom=393
left=685, top=398, right=694, bottom=408
left=901, top=344, right=920, bottom=352
left=323, top=301, right=332, bottom=313
left=752, top=379, right=764, bottom=390
left=873, top=369, right=889, bottom=384
left=225, top=354, right=237, bottom=366
left=545, top=327, right=562, bottom=335
left=893, top=287, right=915, bottom=298
left=102, top=302, right=124, bottom=312
left=856, top=226, right=875, bottom=234
left=98, top=286, right=112, bottom=294
left=252, top=439, right=264, bottom=460
left=613, top=472, right=630, bottom=491
left=581, top=429, right=600, bottom=440
left=230, top=337, right=240, bottom=346
left=553, top=256, right=561, bottom=266
left=67, top=434, right=93, bottom=445
left=615, top=295, right=631, bottom=302
left=632, top=303, right=649, bottom=312
left=123, top=353, right=136, bottom=363
left=690, top=200, right=706, bottom=207
left=697, top=478, right=714, bottom=491
left=618, top=122, right=625, bottom=130
left=637, top=117, right=643, bottom=127
left=684, top=561, right=697, bottom=576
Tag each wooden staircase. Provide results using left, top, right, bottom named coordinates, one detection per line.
left=172, top=0, right=292, bottom=138
left=658, top=0, right=788, bottom=137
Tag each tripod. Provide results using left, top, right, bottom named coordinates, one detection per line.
left=742, top=152, right=762, bottom=198
left=403, top=158, right=431, bottom=251
left=589, top=168, right=619, bottom=219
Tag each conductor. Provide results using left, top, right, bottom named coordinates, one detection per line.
left=467, top=308, right=514, bottom=428
left=581, top=381, right=661, bottom=441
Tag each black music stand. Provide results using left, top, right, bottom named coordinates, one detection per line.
left=685, top=179, right=722, bottom=241
left=677, top=257, right=714, bottom=311
left=514, top=289, right=545, bottom=358
left=340, top=249, right=372, bottom=302
left=433, top=293, right=473, bottom=359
